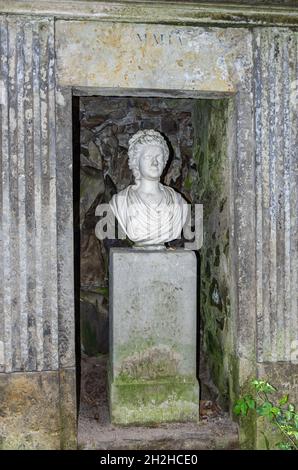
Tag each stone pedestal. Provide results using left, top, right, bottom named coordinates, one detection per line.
left=109, top=248, right=199, bottom=425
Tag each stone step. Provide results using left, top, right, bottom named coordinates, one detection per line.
left=78, top=407, right=239, bottom=450
left=78, top=355, right=239, bottom=450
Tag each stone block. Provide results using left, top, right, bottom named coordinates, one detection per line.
left=109, top=248, right=199, bottom=425
left=0, top=369, right=77, bottom=450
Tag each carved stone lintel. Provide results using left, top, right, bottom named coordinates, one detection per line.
left=0, top=1, right=297, bottom=27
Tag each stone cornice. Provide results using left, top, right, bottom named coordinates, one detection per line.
left=0, top=1, right=297, bottom=27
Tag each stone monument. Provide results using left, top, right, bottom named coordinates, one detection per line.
left=103, top=130, right=199, bottom=424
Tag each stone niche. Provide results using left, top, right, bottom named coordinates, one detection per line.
left=0, top=2, right=297, bottom=450
left=77, top=94, right=231, bottom=409
left=78, top=96, right=196, bottom=357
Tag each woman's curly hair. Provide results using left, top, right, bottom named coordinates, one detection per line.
left=128, top=129, right=169, bottom=184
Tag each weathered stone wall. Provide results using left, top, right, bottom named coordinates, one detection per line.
left=0, top=16, right=58, bottom=373
left=0, top=4, right=297, bottom=449
left=252, top=28, right=298, bottom=449
left=0, top=16, right=76, bottom=449
left=254, top=28, right=298, bottom=364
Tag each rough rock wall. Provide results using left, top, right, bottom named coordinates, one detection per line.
left=192, top=100, right=232, bottom=408
left=79, top=96, right=195, bottom=356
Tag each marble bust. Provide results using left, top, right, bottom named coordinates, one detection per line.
left=109, top=129, right=188, bottom=248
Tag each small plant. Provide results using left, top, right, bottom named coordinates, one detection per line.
left=234, top=379, right=298, bottom=450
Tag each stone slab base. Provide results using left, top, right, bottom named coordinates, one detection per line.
left=109, top=377, right=199, bottom=425
left=0, top=369, right=77, bottom=450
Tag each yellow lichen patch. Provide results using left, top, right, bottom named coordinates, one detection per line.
left=5, top=375, right=39, bottom=414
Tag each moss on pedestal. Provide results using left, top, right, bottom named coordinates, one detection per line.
left=109, top=369, right=199, bottom=425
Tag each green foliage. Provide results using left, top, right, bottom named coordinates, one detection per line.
left=234, top=394, right=255, bottom=416
left=234, top=379, right=298, bottom=450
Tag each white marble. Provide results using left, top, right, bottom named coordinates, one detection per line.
left=109, top=130, right=188, bottom=247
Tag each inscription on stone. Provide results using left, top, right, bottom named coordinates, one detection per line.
left=55, top=21, right=245, bottom=92
left=136, top=31, right=183, bottom=46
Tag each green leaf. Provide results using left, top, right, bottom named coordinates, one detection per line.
left=234, top=401, right=243, bottom=416
left=276, top=442, right=292, bottom=450
left=284, top=410, right=293, bottom=421
left=234, top=399, right=249, bottom=416
left=262, top=382, right=277, bottom=394
left=238, top=377, right=297, bottom=449
left=257, top=401, right=280, bottom=420
left=288, top=431, right=298, bottom=440
left=251, top=379, right=261, bottom=387
left=251, top=380, right=276, bottom=394
left=240, top=402, right=248, bottom=416
left=279, top=395, right=289, bottom=406
left=246, top=396, right=256, bottom=410
left=256, top=401, right=274, bottom=418
left=271, top=406, right=281, bottom=417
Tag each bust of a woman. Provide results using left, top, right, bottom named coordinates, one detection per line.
left=109, top=129, right=188, bottom=248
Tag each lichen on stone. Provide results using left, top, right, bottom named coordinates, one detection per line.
left=119, top=345, right=181, bottom=380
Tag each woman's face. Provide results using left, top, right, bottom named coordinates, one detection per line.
left=137, top=144, right=165, bottom=180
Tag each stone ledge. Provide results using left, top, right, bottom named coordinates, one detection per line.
left=0, top=1, right=297, bottom=27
